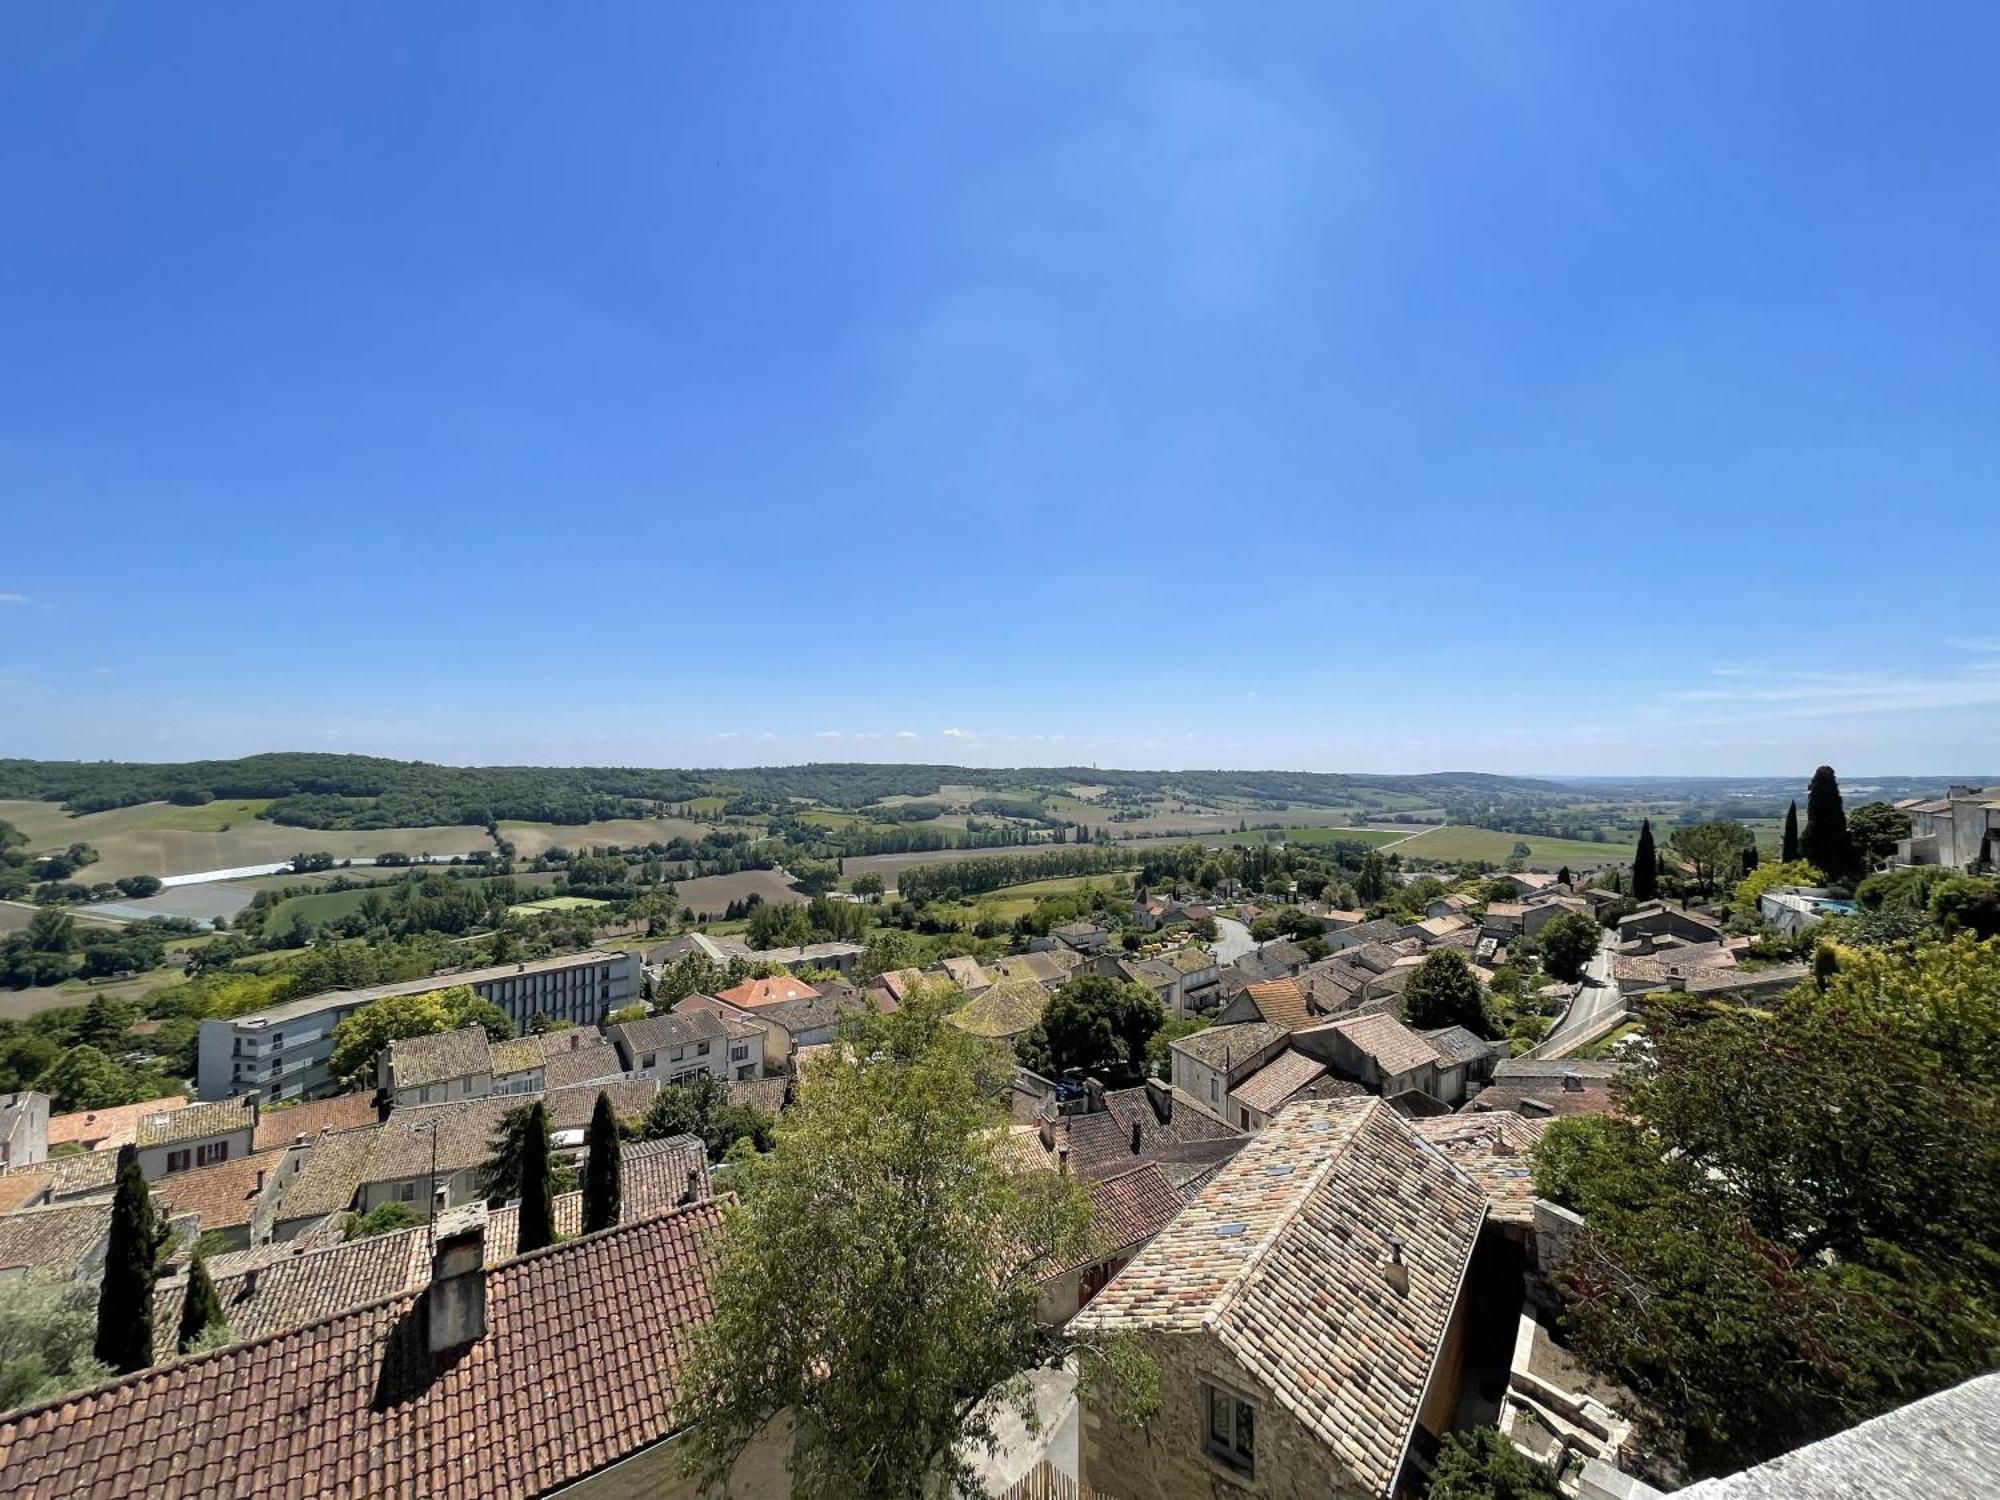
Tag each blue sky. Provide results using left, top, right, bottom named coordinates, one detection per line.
left=3, top=6, right=1997, bottom=776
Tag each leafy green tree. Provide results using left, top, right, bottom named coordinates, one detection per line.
left=1426, top=1426, right=1560, bottom=1499
left=1014, top=974, right=1162, bottom=1082
left=1930, top=876, right=2000, bottom=941
left=675, top=986, right=1119, bottom=1499
left=583, top=1090, right=622, bottom=1233
left=1632, top=819, right=1658, bottom=902
left=1846, top=801, right=1910, bottom=870
left=643, top=1074, right=774, bottom=1159
left=1536, top=910, right=1601, bottom=983
left=0, top=1276, right=109, bottom=1411
left=851, top=872, right=885, bottom=901
left=1531, top=941, right=2000, bottom=1474
left=1668, top=821, right=1754, bottom=898
left=1800, top=765, right=1855, bottom=882
left=1403, top=948, right=1489, bottom=1034
left=36, top=1045, right=139, bottom=1112
left=344, top=1202, right=420, bottom=1240
left=482, top=1098, right=578, bottom=1207
left=95, top=1146, right=166, bottom=1374
left=1355, top=850, right=1390, bottom=905
left=24, top=907, right=75, bottom=954
left=176, top=1250, right=227, bottom=1355
left=1781, top=800, right=1801, bottom=862
left=653, top=950, right=729, bottom=1006
left=526, top=1011, right=570, bottom=1034
left=325, top=984, right=512, bottom=1085
left=515, top=1100, right=555, bottom=1254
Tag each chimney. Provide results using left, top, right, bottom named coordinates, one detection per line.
left=1084, top=1077, right=1106, bottom=1114
left=1038, top=1118, right=1055, bottom=1151
left=1057, top=1143, right=1070, bottom=1176
left=243, top=1268, right=259, bottom=1295
left=1383, top=1236, right=1410, bottom=1298
left=1144, top=1075, right=1173, bottom=1123
left=1561, top=1070, right=1583, bottom=1093
left=254, top=1167, right=267, bottom=1193
left=426, top=1205, right=489, bottom=1355
left=1130, top=1119, right=1143, bottom=1154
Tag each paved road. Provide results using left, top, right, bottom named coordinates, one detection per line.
left=1211, top=915, right=1256, bottom=965
left=1537, top=933, right=1622, bottom=1055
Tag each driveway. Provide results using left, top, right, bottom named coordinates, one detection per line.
left=1211, top=915, right=1256, bottom=965
left=1537, top=932, right=1622, bottom=1055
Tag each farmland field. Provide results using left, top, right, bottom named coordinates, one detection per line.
left=950, top=873, right=1133, bottom=920
left=0, top=799, right=493, bottom=882
left=499, top=816, right=728, bottom=858
left=843, top=842, right=1112, bottom=893
left=507, top=895, right=609, bottom=917
left=1386, top=825, right=1635, bottom=869
left=1238, top=826, right=1420, bottom=849
left=673, top=869, right=802, bottom=918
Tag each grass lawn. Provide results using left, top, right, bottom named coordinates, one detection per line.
left=507, top=895, right=610, bottom=918
left=948, top=873, right=1131, bottom=920
left=264, top=887, right=378, bottom=932
left=1388, top=825, right=1636, bottom=868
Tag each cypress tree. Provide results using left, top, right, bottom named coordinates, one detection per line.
left=516, top=1099, right=555, bottom=1254
left=1632, top=819, right=1658, bottom=902
left=582, top=1090, right=622, bottom=1235
left=177, top=1249, right=226, bottom=1354
left=1781, top=800, right=1801, bottom=863
left=95, top=1145, right=161, bottom=1374
left=1801, top=766, right=1855, bottom=880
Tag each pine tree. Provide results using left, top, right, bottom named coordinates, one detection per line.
left=582, top=1090, right=622, bottom=1235
left=1632, top=820, right=1658, bottom=902
left=95, top=1145, right=162, bottom=1373
left=177, top=1249, right=226, bottom=1354
left=516, top=1100, right=555, bottom=1254
left=1801, top=766, right=1855, bottom=881
left=1781, top=800, right=1801, bottom=863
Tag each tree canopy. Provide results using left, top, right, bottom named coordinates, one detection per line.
left=1632, top=820, right=1658, bottom=902
left=1013, top=974, right=1163, bottom=1082
left=1800, top=765, right=1855, bottom=883
left=1536, top=910, right=1600, bottom=983
left=1403, top=948, right=1489, bottom=1034
left=674, top=988, right=1124, bottom=1498
left=325, top=984, right=512, bottom=1086
left=95, top=1146, right=167, bottom=1374
left=1532, top=934, right=2000, bottom=1474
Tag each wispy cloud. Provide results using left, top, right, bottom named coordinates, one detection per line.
left=0, top=593, right=27, bottom=606
left=1947, top=637, right=2000, bottom=653
left=940, top=727, right=972, bottom=739
left=894, top=730, right=919, bottom=740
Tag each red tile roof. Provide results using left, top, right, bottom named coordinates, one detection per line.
left=715, top=974, right=819, bottom=1008
left=254, top=1092, right=380, bottom=1150
left=149, top=1148, right=289, bottom=1234
left=0, top=1202, right=727, bottom=1498
left=44, top=1095, right=187, bottom=1151
left=1051, top=1164, right=1186, bottom=1278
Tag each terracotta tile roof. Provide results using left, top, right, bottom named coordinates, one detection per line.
left=938, top=955, right=990, bottom=990
left=949, top=978, right=1049, bottom=1040
left=1073, top=1099, right=1486, bottom=1496
left=609, top=1008, right=743, bottom=1060
left=1050, top=1164, right=1187, bottom=1279
left=0, top=1171, right=49, bottom=1214
left=1244, top=978, right=1309, bottom=1032
left=384, top=1026, right=493, bottom=1090
left=1326, top=1012, right=1443, bottom=1077
left=518, top=1023, right=605, bottom=1059
left=132, top=1098, right=254, bottom=1150
left=541, top=1041, right=626, bottom=1091
left=546, top=1079, right=658, bottom=1134
left=716, top=974, right=820, bottom=1008
left=487, top=1038, right=544, bottom=1077
left=150, top=1148, right=289, bottom=1234
left=1230, top=1049, right=1327, bottom=1114
left=1421, top=1026, right=1503, bottom=1067
left=0, top=1200, right=110, bottom=1277
left=1461, top=1084, right=1618, bottom=1120
left=154, top=1226, right=433, bottom=1349
left=1170, top=1021, right=1285, bottom=1072
left=1010, top=1088, right=1246, bottom=1190
left=274, top=1123, right=386, bottom=1224
left=0, top=1202, right=728, bottom=1498
left=45, top=1095, right=187, bottom=1151
left=991, top=951, right=1079, bottom=988
left=1412, top=1113, right=1549, bottom=1225
left=0, top=1149, right=119, bottom=1210
left=255, top=1092, right=379, bottom=1149
left=729, top=1076, right=789, bottom=1116
left=870, top=967, right=926, bottom=1004
left=1162, top=946, right=1215, bottom=977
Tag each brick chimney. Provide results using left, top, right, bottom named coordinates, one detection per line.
left=425, top=1205, right=488, bottom=1355
left=1144, top=1075, right=1173, bottom=1123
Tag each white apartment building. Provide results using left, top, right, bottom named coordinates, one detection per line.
left=197, top=949, right=639, bottom=1102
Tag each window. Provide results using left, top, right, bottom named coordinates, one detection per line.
left=1204, top=1385, right=1256, bottom=1477
left=397, top=1181, right=418, bottom=1203
left=1209, top=1076, right=1220, bottom=1104
left=697, top=1040, right=710, bottom=1057
left=166, top=1149, right=192, bottom=1174
left=1239, top=1107, right=1251, bottom=1129
left=730, top=1044, right=749, bottom=1061
left=196, top=1141, right=229, bottom=1166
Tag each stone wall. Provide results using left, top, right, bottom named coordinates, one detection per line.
left=1079, top=1329, right=1376, bottom=1499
